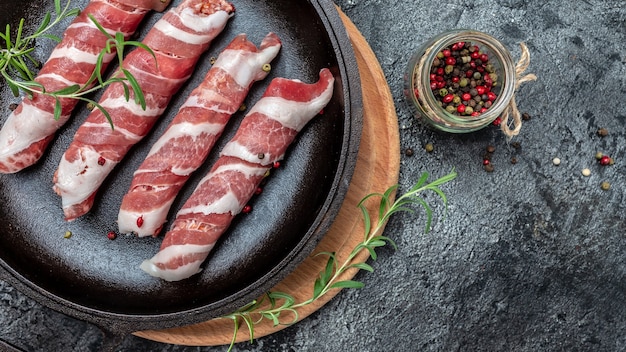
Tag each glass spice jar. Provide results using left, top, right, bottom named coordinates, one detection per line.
left=404, top=29, right=516, bottom=133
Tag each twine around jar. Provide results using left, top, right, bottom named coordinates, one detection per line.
left=500, top=42, right=537, bottom=138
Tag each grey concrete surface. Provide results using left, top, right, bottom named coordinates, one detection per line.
left=1, top=0, right=625, bottom=351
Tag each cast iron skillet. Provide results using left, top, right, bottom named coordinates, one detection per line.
left=0, top=0, right=362, bottom=343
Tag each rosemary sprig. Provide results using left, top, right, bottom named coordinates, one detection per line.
left=223, top=169, right=458, bottom=351
left=0, top=0, right=153, bottom=128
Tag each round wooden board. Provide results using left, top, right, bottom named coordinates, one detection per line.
left=133, top=9, right=400, bottom=347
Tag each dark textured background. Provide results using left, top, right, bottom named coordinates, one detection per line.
left=1, top=0, right=625, bottom=351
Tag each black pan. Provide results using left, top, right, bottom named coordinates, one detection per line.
left=0, top=0, right=362, bottom=338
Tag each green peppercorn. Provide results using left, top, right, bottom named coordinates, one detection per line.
left=600, top=181, right=611, bottom=191
left=465, top=106, right=474, bottom=114
left=473, top=72, right=482, bottom=80
left=446, top=105, right=456, bottom=113
left=459, top=78, right=468, bottom=87
left=424, top=143, right=434, bottom=152
left=445, top=64, right=454, bottom=74
left=439, top=88, right=448, bottom=97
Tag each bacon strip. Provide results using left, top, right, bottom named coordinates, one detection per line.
left=118, top=33, right=282, bottom=237
left=140, top=68, right=335, bottom=282
left=53, top=0, right=235, bottom=221
left=0, top=0, right=169, bottom=174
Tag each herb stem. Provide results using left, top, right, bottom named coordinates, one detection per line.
left=223, top=169, right=457, bottom=351
left=1, top=0, right=152, bottom=128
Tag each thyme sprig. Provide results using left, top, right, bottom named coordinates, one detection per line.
left=223, top=169, right=458, bottom=351
left=0, top=0, right=154, bottom=128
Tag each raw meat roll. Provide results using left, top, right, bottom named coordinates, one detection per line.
left=141, top=68, right=335, bottom=282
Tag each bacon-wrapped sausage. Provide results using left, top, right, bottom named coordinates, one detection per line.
left=141, top=68, right=335, bottom=282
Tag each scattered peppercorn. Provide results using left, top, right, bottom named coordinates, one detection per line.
left=64, top=231, right=72, bottom=239
left=492, top=117, right=502, bottom=126
left=209, top=57, right=217, bottom=65
left=405, top=148, right=414, bottom=156
left=510, top=157, right=517, bottom=164
left=97, top=156, right=106, bottom=166
left=9, top=103, right=18, bottom=111
left=257, top=153, right=265, bottom=160
left=255, top=187, right=263, bottom=195
left=242, top=205, right=252, bottom=213
left=599, top=155, right=611, bottom=166
left=262, top=63, right=272, bottom=72
left=597, top=128, right=608, bottom=137
left=484, top=163, right=494, bottom=172
left=273, top=161, right=281, bottom=169
left=239, top=103, right=247, bottom=111
left=136, top=216, right=144, bottom=228
left=522, top=112, right=531, bottom=121
left=424, top=143, right=434, bottom=153
left=86, top=102, right=95, bottom=111
left=482, top=159, right=491, bottom=166
left=511, top=141, right=521, bottom=149
left=582, top=168, right=591, bottom=177
left=486, top=145, right=496, bottom=153
left=600, top=181, right=611, bottom=191
left=552, top=157, right=561, bottom=166
left=595, top=151, right=604, bottom=160
left=107, top=231, right=117, bottom=240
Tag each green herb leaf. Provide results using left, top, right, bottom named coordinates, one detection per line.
left=348, top=262, right=374, bottom=273
left=35, top=13, right=52, bottom=35
left=330, top=280, right=365, bottom=290
left=8, top=80, right=20, bottom=97
left=53, top=98, right=62, bottom=120
left=52, top=84, right=81, bottom=96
